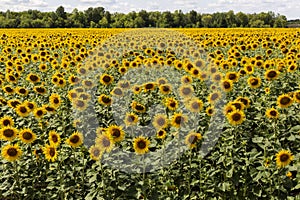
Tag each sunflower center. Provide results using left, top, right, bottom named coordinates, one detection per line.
left=70, top=135, right=80, bottom=143
left=188, top=135, right=198, bottom=144
left=7, top=148, right=17, bottom=156
left=114, top=88, right=123, bottom=95
left=3, top=129, right=14, bottom=137
left=102, top=137, right=111, bottom=147
left=192, top=102, right=200, bottom=109
left=280, top=154, right=289, bottom=162
left=251, top=79, right=259, bottom=86
left=52, top=135, right=58, bottom=143
left=232, top=113, right=242, bottom=121
left=267, top=71, right=277, bottom=78
left=54, top=98, right=59, bottom=104
left=102, top=96, right=111, bottom=104
left=23, top=131, right=33, bottom=140
left=37, top=110, right=43, bottom=116
left=30, top=75, right=38, bottom=82
left=270, top=110, right=277, bottom=116
left=135, top=104, right=145, bottom=111
left=158, top=131, right=164, bottom=136
left=211, top=93, right=219, bottom=101
left=175, top=116, right=182, bottom=124
left=49, top=148, right=56, bottom=157
left=170, top=102, right=176, bottom=108
left=112, top=129, right=121, bottom=138
left=103, top=76, right=111, bottom=83
left=162, top=86, right=170, bottom=92
left=76, top=100, right=85, bottom=108
left=3, top=119, right=11, bottom=126
left=223, top=82, right=231, bottom=89
left=19, top=88, right=26, bottom=94
left=93, top=149, right=101, bottom=157
left=145, top=83, right=154, bottom=90
left=20, top=106, right=27, bottom=113
left=182, top=87, right=192, bottom=95
left=137, top=141, right=146, bottom=149
left=280, top=97, right=291, bottom=105
left=157, top=117, right=166, bottom=126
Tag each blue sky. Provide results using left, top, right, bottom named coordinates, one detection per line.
left=0, top=0, right=299, bottom=19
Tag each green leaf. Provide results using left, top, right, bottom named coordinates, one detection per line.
left=290, top=125, right=300, bottom=133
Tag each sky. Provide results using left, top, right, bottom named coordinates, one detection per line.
left=0, top=0, right=299, bottom=20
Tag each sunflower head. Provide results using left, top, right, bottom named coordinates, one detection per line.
left=1, top=144, right=22, bottom=162
left=133, top=136, right=150, bottom=155
left=277, top=94, right=293, bottom=108
left=107, top=125, right=125, bottom=143
left=43, top=144, right=58, bottom=162
left=185, top=132, right=202, bottom=149
left=89, top=145, right=103, bottom=161
left=0, top=126, right=18, bottom=141
left=156, top=129, right=167, bottom=139
left=226, top=110, right=245, bottom=126
left=0, top=116, right=14, bottom=127
left=124, top=112, right=138, bottom=126
left=66, top=131, right=83, bottom=148
left=49, top=130, right=61, bottom=147
left=95, top=133, right=114, bottom=153
left=275, top=150, right=293, bottom=168
left=171, top=113, right=188, bottom=128
left=19, top=129, right=37, bottom=144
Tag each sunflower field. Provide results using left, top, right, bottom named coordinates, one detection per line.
left=0, top=28, right=300, bottom=199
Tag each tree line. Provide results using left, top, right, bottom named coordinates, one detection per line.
left=0, top=6, right=288, bottom=28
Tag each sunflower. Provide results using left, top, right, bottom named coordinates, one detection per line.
left=95, top=133, right=114, bottom=153
left=171, top=113, right=188, bottom=128
left=2, top=85, right=15, bottom=95
left=293, top=90, right=300, bottom=103
left=159, top=84, right=172, bottom=95
left=98, top=94, right=112, bottom=106
left=56, top=78, right=66, bottom=88
left=206, top=106, right=214, bottom=116
left=131, top=101, right=146, bottom=113
left=227, top=110, right=245, bottom=126
left=208, top=91, right=221, bottom=105
left=152, top=114, right=168, bottom=130
left=0, top=126, right=18, bottom=141
left=264, top=69, right=279, bottom=81
left=1, top=144, right=22, bottom=162
left=43, top=144, right=58, bottom=162
left=15, top=104, right=30, bottom=117
left=0, top=116, right=14, bottom=127
left=48, top=130, right=61, bottom=147
left=230, top=101, right=245, bottom=111
left=111, top=87, right=124, bottom=97
left=124, top=112, right=138, bottom=126
left=247, top=77, right=261, bottom=89
left=181, top=75, right=193, bottom=84
left=275, top=150, right=293, bottom=168
left=100, top=74, right=114, bottom=86
left=133, top=136, right=150, bottom=155
left=144, top=82, right=156, bottom=92
left=186, top=97, right=203, bottom=113
left=236, top=97, right=251, bottom=108
left=287, top=64, right=297, bottom=73
left=16, top=87, right=28, bottom=96
left=24, top=100, right=36, bottom=111
left=118, top=66, right=128, bottom=75
left=277, top=94, right=293, bottom=108
left=49, top=93, right=61, bottom=108
left=156, top=129, right=167, bottom=139
left=179, top=84, right=194, bottom=99
left=132, top=85, right=142, bottom=94
left=68, top=75, right=80, bottom=85
left=7, top=99, right=21, bottom=109
left=220, top=79, right=233, bottom=92
left=82, top=80, right=94, bottom=89
left=185, top=132, right=202, bottom=149
left=18, top=128, right=37, bottom=144
left=33, top=86, right=47, bottom=95
left=72, top=99, right=88, bottom=111
left=66, top=131, right=84, bottom=148
left=33, top=107, right=46, bottom=119
left=265, top=87, right=270, bottom=94
left=157, top=77, right=168, bottom=85
left=223, top=104, right=236, bottom=116
left=164, top=97, right=179, bottom=111
left=212, top=73, right=223, bottom=83
left=26, top=73, right=40, bottom=84
left=106, top=125, right=125, bottom=143
left=89, top=145, right=103, bottom=161
left=265, top=108, right=279, bottom=119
